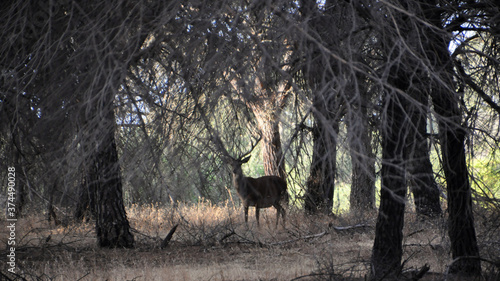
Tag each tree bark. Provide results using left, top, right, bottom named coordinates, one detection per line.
left=421, top=0, right=481, bottom=275
left=431, top=63, right=481, bottom=276
left=251, top=104, right=286, bottom=180
left=370, top=93, right=408, bottom=281
left=437, top=115, right=480, bottom=274
left=346, top=78, right=375, bottom=214
left=300, top=0, right=340, bottom=215
left=371, top=7, right=415, bottom=273
left=90, top=104, right=134, bottom=248
left=405, top=100, right=442, bottom=218
left=438, top=122, right=480, bottom=274
left=305, top=100, right=338, bottom=214
left=74, top=1, right=156, bottom=248
left=74, top=174, right=96, bottom=221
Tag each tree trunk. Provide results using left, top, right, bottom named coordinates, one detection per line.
left=437, top=115, right=480, bottom=274
left=305, top=99, right=338, bottom=214
left=252, top=107, right=286, bottom=180
left=348, top=126, right=375, bottom=214
left=371, top=12, right=414, bottom=273
left=422, top=1, right=481, bottom=275
left=371, top=93, right=408, bottom=280
left=74, top=174, right=96, bottom=221
left=300, top=0, right=340, bottom=215
left=438, top=120, right=480, bottom=274
left=431, top=65, right=481, bottom=276
left=346, top=81, right=375, bottom=214
left=406, top=101, right=442, bottom=218
left=90, top=106, right=134, bottom=248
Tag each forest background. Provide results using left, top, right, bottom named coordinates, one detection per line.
left=0, top=0, right=499, bottom=280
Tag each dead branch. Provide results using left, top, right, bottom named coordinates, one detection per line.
left=268, top=231, right=328, bottom=246
left=161, top=224, right=178, bottom=249
left=330, top=223, right=372, bottom=231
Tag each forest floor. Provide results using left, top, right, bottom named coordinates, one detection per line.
left=1, top=202, right=499, bottom=281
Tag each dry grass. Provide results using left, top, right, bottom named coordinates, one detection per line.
left=1, top=202, right=498, bottom=280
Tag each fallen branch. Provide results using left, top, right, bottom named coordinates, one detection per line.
left=330, top=223, right=372, bottom=231
left=161, top=224, right=178, bottom=249
left=218, top=230, right=236, bottom=244
left=412, top=264, right=430, bottom=280
left=269, top=231, right=328, bottom=246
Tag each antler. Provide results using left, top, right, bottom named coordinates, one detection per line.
left=211, top=132, right=261, bottom=162
left=239, top=134, right=262, bottom=160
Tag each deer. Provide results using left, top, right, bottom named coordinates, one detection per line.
left=229, top=155, right=288, bottom=227
left=214, top=134, right=288, bottom=227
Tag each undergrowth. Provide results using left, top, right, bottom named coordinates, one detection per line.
left=0, top=201, right=498, bottom=280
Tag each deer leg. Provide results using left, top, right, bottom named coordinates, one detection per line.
left=274, top=203, right=285, bottom=227
left=281, top=204, right=286, bottom=226
left=244, top=205, right=249, bottom=224
left=275, top=206, right=280, bottom=227
left=255, top=206, right=260, bottom=227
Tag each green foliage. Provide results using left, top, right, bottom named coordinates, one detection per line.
left=470, top=153, right=500, bottom=207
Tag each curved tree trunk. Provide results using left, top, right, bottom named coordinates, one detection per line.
left=371, top=90, right=409, bottom=281
left=435, top=114, right=480, bottom=274
left=422, top=1, right=481, bottom=275
left=429, top=42, right=481, bottom=277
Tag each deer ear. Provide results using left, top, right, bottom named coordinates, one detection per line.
left=241, top=156, right=251, bottom=163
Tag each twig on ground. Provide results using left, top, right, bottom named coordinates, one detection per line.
left=330, top=223, right=372, bottom=231
left=268, top=231, right=328, bottom=246
left=218, top=230, right=236, bottom=244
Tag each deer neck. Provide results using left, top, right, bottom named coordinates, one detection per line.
left=232, top=167, right=247, bottom=195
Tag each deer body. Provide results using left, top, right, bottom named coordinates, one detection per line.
left=231, top=156, right=287, bottom=226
